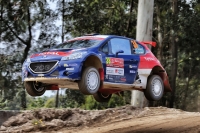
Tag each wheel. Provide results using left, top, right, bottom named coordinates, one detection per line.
left=93, top=91, right=112, bottom=102
left=24, top=81, right=46, bottom=96
left=144, top=75, right=164, bottom=101
left=78, top=67, right=100, bottom=95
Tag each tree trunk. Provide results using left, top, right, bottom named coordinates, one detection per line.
left=55, top=0, right=65, bottom=108
left=169, top=0, right=178, bottom=108
left=125, top=0, right=134, bottom=37
left=182, top=69, right=191, bottom=110
left=156, top=3, right=163, bottom=63
left=131, top=0, right=154, bottom=108
left=21, top=6, right=33, bottom=110
left=61, top=0, right=65, bottom=43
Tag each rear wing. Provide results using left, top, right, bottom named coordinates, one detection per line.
left=140, top=41, right=156, bottom=47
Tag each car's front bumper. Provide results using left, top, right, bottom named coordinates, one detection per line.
left=24, top=77, right=79, bottom=89
left=22, top=59, right=83, bottom=84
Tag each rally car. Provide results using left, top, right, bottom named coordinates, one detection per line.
left=22, top=34, right=171, bottom=102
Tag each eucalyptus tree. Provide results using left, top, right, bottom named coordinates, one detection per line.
left=131, top=0, right=154, bottom=108
left=66, top=0, right=137, bottom=38
left=0, top=0, right=60, bottom=109
left=173, top=0, right=200, bottom=111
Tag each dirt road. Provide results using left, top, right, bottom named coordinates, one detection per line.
left=1, top=106, right=200, bottom=133
left=59, top=107, right=200, bottom=133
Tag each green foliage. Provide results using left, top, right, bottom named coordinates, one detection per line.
left=27, top=96, right=48, bottom=109
left=108, top=94, right=125, bottom=108
left=67, top=0, right=137, bottom=38
left=61, top=89, right=85, bottom=108
left=1, top=0, right=200, bottom=111
left=44, top=97, right=55, bottom=108
left=83, top=96, right=106, bottom=110
left=82, top=94, right=127, bottom=110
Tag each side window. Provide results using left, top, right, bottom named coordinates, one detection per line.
left=134, top=43, right=145, bottom=54
left=110, top=38, right=131, bottom=55
left=101, top=43, right=109, bottom=54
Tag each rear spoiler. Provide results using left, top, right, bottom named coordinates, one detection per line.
left=140, top=41, right=156, bottom=47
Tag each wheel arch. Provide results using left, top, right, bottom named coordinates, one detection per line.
left=82, top=54, right=103, bottom=70
left=149, top=66, right=171, bottom=92
left=81, top=54, right=104, bottom=90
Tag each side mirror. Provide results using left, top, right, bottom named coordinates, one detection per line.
left=115, top=50, right=124, bottom=57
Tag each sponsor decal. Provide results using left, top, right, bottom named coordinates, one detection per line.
left=109, top=77, right=114, bottom=80
left=38, top=74, right=44, bottom=77
left=22, top=66, right=26, bottom=72
left=64, top=63, right=77, bottom=67
left=106, top=67, right=124, bottom=76
left=72, top=48, right=86, bottom=52
left=68, top=36, right=106, bottom=42
left=116, top=76, right=127, bottom=82
left=115, top=69, right=123, bottom=75
left=129, top=65, right=137, bottom=68
left=42, top=55, right=47, bottom=58
left=39, top=52, right=59, bottom=56
left=144, top=57, right=155, bottom=61
left=64, top=64, right=68, bottom=67
left=23, top=70, right=28, bottom=77
left=106, top=68, right=115, bottom=75
left=22, top=66, right=28, bottom=77
left=107, top=75, right=115, bottom=82
left=30, top=51, right=72, bottom=58
left=106, top=57, right=124, bottom=68
left=66, top=68, right=74, bottom=71
left=130, top=70, right=136, bottom=73
left=105, top=75, right=109, bottom=79
left=68, top=63, right=78, bottom=66
left=106, top=75, right=127, bottom=83
left=34, top=64, right=51, bottom=72
left=135, top=48, right=144, bottom=54
left=114, top=75, right=127, bottom=82
left=120, top=77, right=126, bottom=82
left=25, top=71, right=28, bottom=77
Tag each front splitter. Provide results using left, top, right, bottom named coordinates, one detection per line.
left=24, top=77, right=79, bottom=89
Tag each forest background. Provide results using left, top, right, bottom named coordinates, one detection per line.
left=0, top=0, right=200, bottom=112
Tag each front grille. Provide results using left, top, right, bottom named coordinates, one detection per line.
left=29, top=61, right=58, bottom=73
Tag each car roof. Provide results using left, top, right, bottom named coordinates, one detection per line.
left=65, top=35, right=157, bottom=48
left=66, top=34, right=133, bottom=42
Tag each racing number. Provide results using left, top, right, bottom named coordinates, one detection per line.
left=131, top=40, right=138, bottom=49
left=106, top=58, right=111, bottom=64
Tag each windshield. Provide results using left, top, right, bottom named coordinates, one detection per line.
left=54, top=39, right=102, bottom=49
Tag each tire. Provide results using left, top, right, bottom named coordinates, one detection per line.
left=78, top=67, right=100, bottom=95
left=24, top=81, right=46, bottom=96
left=93, top=92, right=112, bottom=102
left=144, top=75, right=164, bottom=101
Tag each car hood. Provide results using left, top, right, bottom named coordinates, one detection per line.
left=30, top=48, right=86, bottom=61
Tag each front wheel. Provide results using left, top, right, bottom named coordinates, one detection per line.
left=144, top=75, right=164, bottom=101
left=78, top=67, right=100, bottom=95
left=24, top=81, right=46, bottom=96
left=93, top=92, right=112, bottom=102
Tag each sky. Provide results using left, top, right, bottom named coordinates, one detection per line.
left=43, top=89, right=66, bottom=97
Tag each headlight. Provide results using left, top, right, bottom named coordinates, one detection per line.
left=61, top=52, right=86, bottom=60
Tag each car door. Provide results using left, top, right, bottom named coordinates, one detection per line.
left=100, top=37, right=140, bottom=84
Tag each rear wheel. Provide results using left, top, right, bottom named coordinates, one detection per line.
left=24, top=81, right=46, bottom=96
left=78, top=67, right=100, bottom=95
left=144, top=75, right=164, bottom=101
left=93, top=92, right=112, bottom=102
